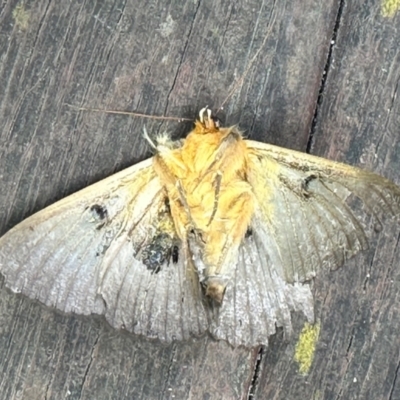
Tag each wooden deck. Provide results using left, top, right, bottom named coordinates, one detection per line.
left=0, top=0, right=399, bottom=398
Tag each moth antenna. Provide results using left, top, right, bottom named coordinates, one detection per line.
left=142, top=126, right=157, bottom=150
left=66, top=25, right=272, bottom=123
left=65, top=104, right=191, bottom=122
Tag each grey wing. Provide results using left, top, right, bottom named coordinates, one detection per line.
left=101, top=241, right=208, bottom=341
left=209, top=234, right=314, bottom=347
left=246, top=140, right=400, bottom=283
left=209, top=141, right=400, bottom=347
left=0, top=158, right=208, bottom=342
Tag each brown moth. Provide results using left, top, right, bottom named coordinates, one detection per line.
left=0, top=107, right=399, bottom=347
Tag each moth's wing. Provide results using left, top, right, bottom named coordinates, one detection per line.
left=245, top=140, right=400, bottom=283
left=209, top=235, right=314, bottom=347
left=0, top=158, right=208, bottom=341
left=210, top=141, right=400, bottom=347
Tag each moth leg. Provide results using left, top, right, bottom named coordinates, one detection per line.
left=175, top=180, right=198, bottom=231
left=207, top=171, right=222, bottom=227
left=174, top=181, right=207, bottom=246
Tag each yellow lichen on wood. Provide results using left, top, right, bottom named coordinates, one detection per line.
left=12, top=4, right=29, bottom=30
left=381, top=0, right=400, bottom=17
left=294, top=322, right=320, bottom=375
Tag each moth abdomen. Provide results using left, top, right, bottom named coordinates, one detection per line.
left=202, top=276, right=227, bottom=304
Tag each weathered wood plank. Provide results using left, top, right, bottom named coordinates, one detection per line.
left=3, top=0, right=398, bottom=399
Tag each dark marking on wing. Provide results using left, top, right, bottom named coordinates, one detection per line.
left=301, top=174, right=318, bottom=198
left=164, top=198, right=171, bottom=213
left=245, top=228, right=252, bottom=238
left=89, top=204, right=108, bottom=228
left=142, top=233, right=174, bottom=273
left=172, top=245, right=179, bottom=263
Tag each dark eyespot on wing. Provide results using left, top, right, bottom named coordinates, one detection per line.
left=142, top=233, right=174, bottom=273
left=302, top=174, right=318, bottom=197
left=138, top=199, right=179, bottom=272
left=0, top=158, right=212, bottom=343
left=90, top=204, right=108, bottom=220
left=89, top=204, right=108, bottom=228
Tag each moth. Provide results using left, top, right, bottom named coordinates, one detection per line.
left=0, top=107, right=399, bottom=348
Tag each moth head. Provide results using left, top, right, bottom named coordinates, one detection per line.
left=197, top=107, right=221, bottom=131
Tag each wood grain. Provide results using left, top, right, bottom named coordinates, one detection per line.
left=0, top=0, right=399, bottom=399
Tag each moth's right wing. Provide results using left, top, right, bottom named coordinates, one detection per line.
left=209, top=140, right=400, bottom=348
left=245, top=140, right=400, bottom=284
left=0, top=158, right=208, bottom=342
left=209, top=234, right=314, bottom=347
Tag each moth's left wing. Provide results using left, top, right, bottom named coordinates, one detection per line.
left=0, top=158, right=209, bottom=341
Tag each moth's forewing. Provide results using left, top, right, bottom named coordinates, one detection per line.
left=0, top=158, right=209, bottom=342
left=245, top=140, right=400, bottom=282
